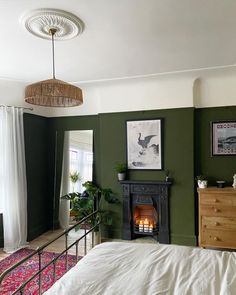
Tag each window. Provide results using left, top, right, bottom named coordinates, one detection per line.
left=69, top=147, right=93, bottom=193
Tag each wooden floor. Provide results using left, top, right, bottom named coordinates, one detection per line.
left=0, top=228, right=93, bottom=261
left=0, top=228, right=157, bottom=262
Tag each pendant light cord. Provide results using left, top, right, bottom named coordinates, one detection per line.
left=49, top=28, right=57, bottom=79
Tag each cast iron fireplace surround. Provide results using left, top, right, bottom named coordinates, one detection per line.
left=120, top=180, right=171, bottom=244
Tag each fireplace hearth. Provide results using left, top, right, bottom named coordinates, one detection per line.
left=120, top=180, right=171, bottom=244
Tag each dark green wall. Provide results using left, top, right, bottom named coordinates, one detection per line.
left=195, top=106, right=236, bottom=184
left=48, top=108, right=196, bottom=245
left=24, top=113, right=50, bottom=240
left=22, top=105, right=236, bottom=247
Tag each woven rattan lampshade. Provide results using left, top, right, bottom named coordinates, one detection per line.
left=25, top=78, right=83, bottom=107
left=23, top=9, right=84, bottom=107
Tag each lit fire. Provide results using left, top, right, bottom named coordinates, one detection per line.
left=137, top=218, right=154, bottom=233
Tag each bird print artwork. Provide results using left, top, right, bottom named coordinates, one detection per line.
left=126, top=119, right=162, bottom=170
left=134, top=132, right=159, bottom=167
left=138, top=133, right=156, bottom=149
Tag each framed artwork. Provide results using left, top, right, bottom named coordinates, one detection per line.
left=126, top=119, right=163, bottom=170
left=211, top=121, right=236, bottom=156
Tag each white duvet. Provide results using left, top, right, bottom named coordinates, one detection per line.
left=44, top=242, right=236, bottom=295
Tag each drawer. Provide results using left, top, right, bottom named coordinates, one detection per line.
left=201, top=216, right=236, bottom=231
left=199, top=194, right=236, bottom=206
left=200, top=204, right=236, bottom=217
left=200, top=229, right=236, bottom=249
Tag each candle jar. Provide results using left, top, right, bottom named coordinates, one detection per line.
left=144, top=225, right=149, bottom=232
left=143, top=218, right=149, bottom=232
left=139, top=221, right=144, bottom=232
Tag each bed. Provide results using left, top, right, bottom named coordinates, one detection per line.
left=44, top=241, right=236, bottom=295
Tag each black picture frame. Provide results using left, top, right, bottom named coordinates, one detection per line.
left=126, top=119, right=163, bottom=170
left=211, top=121, right=236, bottom=156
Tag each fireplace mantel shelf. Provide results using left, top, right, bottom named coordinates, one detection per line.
left=119, top=180, right=172, bottom=185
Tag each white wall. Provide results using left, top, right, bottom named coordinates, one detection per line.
left=193, top=70, right=236, bottom=108
left=1, top=67, right=236, bottom=117
left=95, top=75, right=194, bottom=114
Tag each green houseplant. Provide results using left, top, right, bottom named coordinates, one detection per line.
left=115, top=162, right=126, bottom=181
left=69, top=171, right=81, bottom=192
left=62, top=181, right=119, bottom=232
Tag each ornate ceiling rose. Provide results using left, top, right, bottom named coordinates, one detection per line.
left=20, top=8, right=84, bottom=40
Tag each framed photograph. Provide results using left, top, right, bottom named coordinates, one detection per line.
left=126, top=119, right=163, bottom=170
left=211, top=121, right=236, bottom=156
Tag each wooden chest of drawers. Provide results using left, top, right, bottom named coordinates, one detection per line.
left=198, top=187, right=236, bottom=249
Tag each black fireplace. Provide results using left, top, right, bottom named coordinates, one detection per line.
left=120, top=180, right=171, bottom=244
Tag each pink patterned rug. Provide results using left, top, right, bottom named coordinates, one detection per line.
left=0, top=248, right=80, bottom=294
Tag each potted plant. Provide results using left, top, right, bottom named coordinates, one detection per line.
left=62, top=181, right=119, bottom=244
left=69, top=171, right=81, bottom=192
left=196, top=175, right=208, bottom=188
left=115, top=162, right=126, bottom=181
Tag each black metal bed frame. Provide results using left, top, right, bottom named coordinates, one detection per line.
left=0, top=210, right=100, bottom=295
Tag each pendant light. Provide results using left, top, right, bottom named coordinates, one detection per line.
left=23, top=9, right=84, bottom=107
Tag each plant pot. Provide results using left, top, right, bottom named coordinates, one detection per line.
left=118, top=173, right=125, bottom=181
left=94, top=231, right=101, bottom=245
left=89, top=230, right=101, bottom=247
left=198, top=180, right=208, bottom=188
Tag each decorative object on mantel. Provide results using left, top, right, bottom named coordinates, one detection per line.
left=22, top=9, right=84, bottom=107
left=115, top=162, right=126, bottom=181
left=211, top=121, right=236, bottom=156
left=165, top=169, right=170, bottom=182
left=233, top=174, right=236, bottom=188
left=196, top=175, right=208, bottom=188
left=126, top=119, right=163, bottom=170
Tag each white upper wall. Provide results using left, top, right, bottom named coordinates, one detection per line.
left=95, top=75, right=194, bottom=114
left=1, top=67, right=236, bottom=117
left=193, top=70, right=236, bottom=108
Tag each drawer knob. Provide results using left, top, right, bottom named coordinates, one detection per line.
left=214, top=208, right=220, bottom=213
left=214, top=199, right=218, bottom=203
left=214, top=222, right=219, bottom=226
left=214, top=236, right=219, bottom=241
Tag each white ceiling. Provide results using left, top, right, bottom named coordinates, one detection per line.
left=1, top=0, right=236, bottom=84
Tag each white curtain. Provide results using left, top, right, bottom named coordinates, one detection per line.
left=59, top=131, right=70, bottom=229
left=0, top=106, right=28, bottom=253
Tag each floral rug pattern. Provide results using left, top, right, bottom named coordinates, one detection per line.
left=0, top=248, right=79, bottom=294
